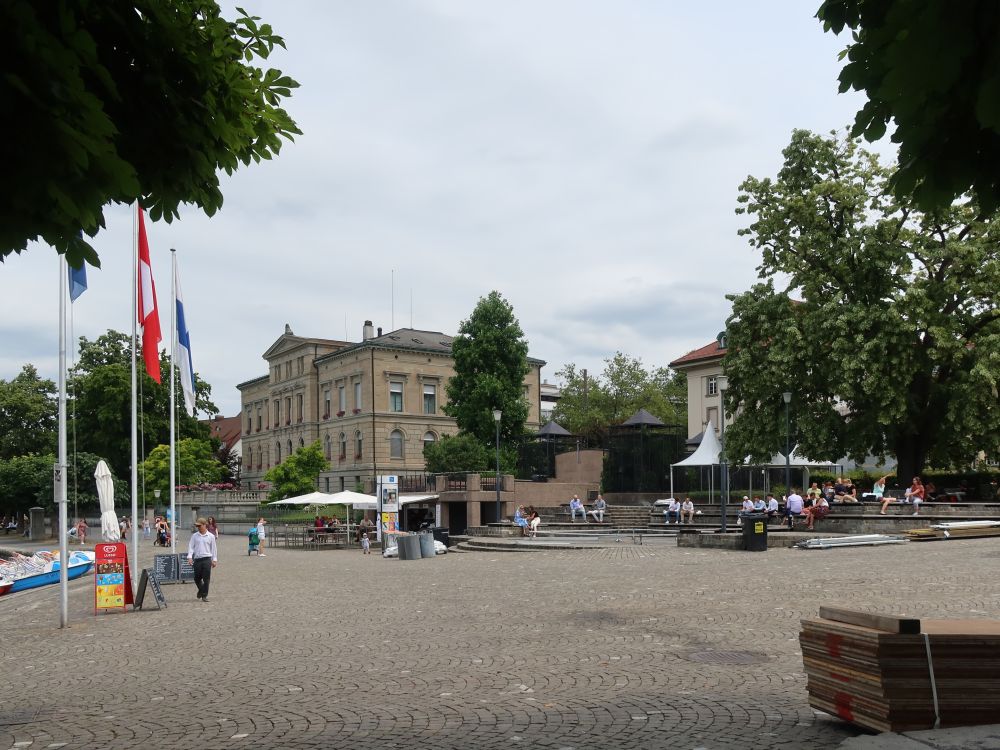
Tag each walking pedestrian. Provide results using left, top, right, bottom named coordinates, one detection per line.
left=75, top=518, right=88, bottom=545
left=142, top=517, right=151, bottom=540
left=361, top=531, right=371, bottom=554
left=187, top=517, right=218, bottom=601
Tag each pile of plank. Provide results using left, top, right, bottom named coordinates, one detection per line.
left=800, top=606, right=1000, bottom=732
left=905, top=520, right=1000, bottom=542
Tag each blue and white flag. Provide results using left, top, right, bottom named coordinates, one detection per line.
left=174, top=260, right=196, bottom=416
left=68, top=261, right=87, bottom=301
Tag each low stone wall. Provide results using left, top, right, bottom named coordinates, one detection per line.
left=554, top=449, right=603, bottom=484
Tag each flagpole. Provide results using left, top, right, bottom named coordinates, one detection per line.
left=169, top=249, right=177, bottom=555
left=57, top=257, right=69, bottom=628
left=131, top=205, right=139, bottom=583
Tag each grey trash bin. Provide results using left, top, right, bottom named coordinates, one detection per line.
left=397, top=533, right=421, bottom=561
left=418, top=532, right=436, bottom=558
left=431, top=527, right=450, bottom=548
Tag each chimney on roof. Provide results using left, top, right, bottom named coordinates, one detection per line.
left=377, top=327, right=382, bottom=337
left=363, top=320, right=374, bottom=341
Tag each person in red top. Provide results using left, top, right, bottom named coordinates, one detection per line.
left=907, top=477, right=926, bottom=516
left=314, top=516, right=324, bottom=529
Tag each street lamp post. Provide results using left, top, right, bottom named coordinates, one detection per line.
left=152, top=488, right=160, bottom=522
left=782, top=392, right=792, bottom=499
left=717, top=375, right=729, bottom=533
left=492, top=409, right=502, bottom=524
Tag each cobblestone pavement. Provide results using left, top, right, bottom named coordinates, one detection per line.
left=1, top=536, right=998, bottom=749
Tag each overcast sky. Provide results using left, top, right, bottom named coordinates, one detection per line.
left=1, top=1, right=872, bottom=417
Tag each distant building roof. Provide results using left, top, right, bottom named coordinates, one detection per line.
left=316, top=327, right=546, bottom=366
left=201, top=415, right=242, bottom=450
left=669, top=339, right=726, bottom=368
left=537, top=420, right=572, bottom=437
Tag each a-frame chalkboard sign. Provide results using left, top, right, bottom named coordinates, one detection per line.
left=134, top=568, right=167, bottom=610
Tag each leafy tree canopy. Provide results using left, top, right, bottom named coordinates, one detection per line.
left=818, top=0, right=1000, bottom=212
left=444, top=291, right=531, bottom=446
left=2, top=1, right=300, bottom=267
left=71, top=330, right=217, bottom=477
left=0, top=451, right=124, bottom=514
left=263, top=440, right=325, bottom=501
left=422, top=433, right=491, bottom=474
left=0, top=365, right=57, bottom=460
left=139, top=438, right=225, bottom=500
left=551, top=353, right=686, bottom=445
left=725, top=129, right=1000, bottom=482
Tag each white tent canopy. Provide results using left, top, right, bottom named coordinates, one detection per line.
left=267, top=491, right=336, bottom=506
left=669, top=428, right=722, bottom=499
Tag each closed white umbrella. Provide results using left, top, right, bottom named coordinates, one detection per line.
left=94, top=460, right=119, bottom=542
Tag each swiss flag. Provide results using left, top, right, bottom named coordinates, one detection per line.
left=137, top=206, right=162, bottom=383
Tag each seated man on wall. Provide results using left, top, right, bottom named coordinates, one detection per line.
left=568, top=495, right=587, bottom=523
left=680, top=497, right=695, bottom=525
left=588, top=495, right=607, bottom=523
left=664, top=498, right=681, bottom=525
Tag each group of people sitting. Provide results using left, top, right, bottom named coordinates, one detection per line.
left=567, top=495, right=608, bottom=523
left=513, top=505, right=541, bottom=537
left=662, top=497, right=698, bottom=524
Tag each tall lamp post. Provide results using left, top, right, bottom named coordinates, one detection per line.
left=782, top=392, right=792, bottom=499
left=492, top=409, right=502, bottom=524
left=717, top=375, right=729, bottom=533
left=152, top=488, right=160, bottom=522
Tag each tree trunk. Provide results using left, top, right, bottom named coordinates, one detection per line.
left=893, top=432, right=929, bottom=488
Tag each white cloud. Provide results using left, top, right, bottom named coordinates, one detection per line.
left=0, top=0, right=874, bottom=413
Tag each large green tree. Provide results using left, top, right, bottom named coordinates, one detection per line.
left=552, top=354, right=686, bottom=445
left=71, top=330, right=217, bottom=478
left=0, top=450, right=124, bottom=514
left=2, top=1, right=300, bottom=267
left=818, top=0, right=1000, bottom=213
left=422, top=434, right=490, bottom=474
left=444, top=291, right=531, bottom=446
left=139, top=438, right=225, bottom=499
left=0, top=365, right=57, bottom=459
left=724, top=129, right=1000, bottom=482
left=263, top=440, right=326, bottom=501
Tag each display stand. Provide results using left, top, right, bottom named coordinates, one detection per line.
left=94, top=542, right=133, bottom=614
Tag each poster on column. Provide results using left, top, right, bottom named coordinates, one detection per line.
left=380, top=512, right=398, bottom=537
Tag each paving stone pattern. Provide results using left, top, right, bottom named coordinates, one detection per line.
left=1, top=536, right=998, bottom=749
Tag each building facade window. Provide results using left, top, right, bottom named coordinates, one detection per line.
left=324, top=434, right=332, bottom=460
left=287, top=439, right=293, bottom=456
left=285, top=397, right=292, bottom=424
left=339, top=432, right=347, bottom=460
left=354, top=381, right=362, bottom=410
left=389, top=381, right=403, bottom=412
left=256, top=404, right=262, bottom=432
left=298, top=437, right=304, bottom=448
left=297, top=356, right=304, bottom=375
left=423, top=431, right=437, bottom=449
left=273, top=400, right=280, bottom=426
left=707, top=375, right=718, bottom=396
left=323, top=389, right=331, bottom=418
left=389, top=429, right=404, bottom=459
left=245, top=407, right=252, bottom=434
left=355, top=430, right=363, bottom=459
left=340, top=476, right=346, bottom=492
left=275, top=442, right=282, bottom=464
left=423, top=384, right=436, bottom=414
left=285, top=361, right=292, bottom=378
left=338, top=384, right=346, bottom=413
left=706, top=407, right=718, bottom=431
left=296, top=393, right=303, bottom=422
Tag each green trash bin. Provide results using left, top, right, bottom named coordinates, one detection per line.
left=742, top=513, right=768, bottom=551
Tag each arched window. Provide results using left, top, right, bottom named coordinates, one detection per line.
left=340, top=432, right=347, bottom=459
left=324, top=434, right=332, bottom=460
left=275, top=442, right=282, bottom=464
left=422, top=431, right=437, bottom=450
left=355, top=430, right=363, bottom=459
left=299, top=437, right=304, bottom=448
left=287, top=439, right=293, bottom=456
left=389, top=429, right=404, bottom=459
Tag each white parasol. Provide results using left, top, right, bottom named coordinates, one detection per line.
left=94, top=460, right=119, bottom=542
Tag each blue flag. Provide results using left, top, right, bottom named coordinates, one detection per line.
left=68, top=261, right=87, bottom=301
left=174, top=261, right=196, bottom=416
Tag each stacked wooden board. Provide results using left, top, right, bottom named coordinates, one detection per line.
left=905, top=521, right=1000, bottom=542
left=801, top=606, right=1000, bottom=732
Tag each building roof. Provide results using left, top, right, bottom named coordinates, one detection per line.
left=316, top=327, right=546, bottom=366
left=236, top=373, right=269, bottom=390
left=537, top=420, right=572, bottom=437
left=669, top=339, right=726, bottom=368
left=622, top=408, right=665, bottom=427
left=202, top=415, right=242, bottom=450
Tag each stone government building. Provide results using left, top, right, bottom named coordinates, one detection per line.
left=238, top=321, right=545, bottom=492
